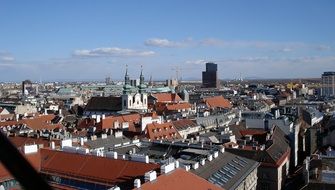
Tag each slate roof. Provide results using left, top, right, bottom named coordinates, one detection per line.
left=225, top=126, right=290, bottom=167
left=85, top=96, right=122, bottom=112
left=191, top=152, right=259, bottom=190
left=85, top=134, right=131, bottom=150
left=172, top=119, right=198, bottom=131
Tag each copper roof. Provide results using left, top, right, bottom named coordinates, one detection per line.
left=136, top=168, right=223, bottom=190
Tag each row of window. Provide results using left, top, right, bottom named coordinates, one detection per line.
left=152, top=126, right=174, bottom=133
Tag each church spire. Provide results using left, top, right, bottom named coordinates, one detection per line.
left=140, top=65, right=144, bottom=85
left=139, top=65, right=146, bottom=94
left=123, top=65, right=131, bottom=94
left=125, top=64, right=130, bottom=85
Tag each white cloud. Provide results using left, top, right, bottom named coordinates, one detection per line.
left=145, top=38, right=184, bottom=47
left=315, top=45, right=331, bottom=51
left=185, top=59, right=207, bottom=65
left=73, top=47, right=155, bottom=57
left=145, top=37, right=332, bottom=53
left=0, top=52, right=15, bottom=62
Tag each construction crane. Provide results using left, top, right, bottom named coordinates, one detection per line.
left=171, top=65, right=198, bottom=82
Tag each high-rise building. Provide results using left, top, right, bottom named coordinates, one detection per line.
left=321, top=71, right=335, bottom=97
left=202, top=62, right=219, bottom=88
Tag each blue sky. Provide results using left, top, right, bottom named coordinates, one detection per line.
left=0, top=0, right=335, bottom=81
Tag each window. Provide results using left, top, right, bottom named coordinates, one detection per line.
left=129, top=100, right=131, bottom=106
left=123, top=100, right=126, bottom=107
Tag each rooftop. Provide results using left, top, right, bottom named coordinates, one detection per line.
left=40, top=148, right=160, bottom=189
left=136, top=168, right=223, bottom=190
left=191, top=151, right=259, bottom=190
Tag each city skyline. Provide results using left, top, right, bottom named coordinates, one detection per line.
left=1, top=0, right=335, bottom=81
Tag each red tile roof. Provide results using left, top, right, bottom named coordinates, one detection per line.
left=203, top=96, right=232, bottom=109
left=136, top=169, right=223, bottom=190
left=40, top=149, right=160, bottom=186
left=151, top=93, right=182, bottom=103
left=155, top=102, right=192, bottom=113
left=172, top=119, right=198, bottom=130
left=165, top=102, right=191, bottom=111
left=100, top=113, right=141, bottom=130
left=0, top=114, right=14, bottom=120
left=0, top=114, right=62, bottom=131
left=143, top=112, right=160, bottom=119
left=8, top=136, right=60, bottom=149
left=146, top=122, right=182, bottom=141
left=77, top=118, right=96, bottom=130
left=239, top=129, right=267, bottom=136
left=0, top=152, right=41, bottom=182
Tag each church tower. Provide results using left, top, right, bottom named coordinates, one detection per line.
left=121, top=65, right=148, bottom=112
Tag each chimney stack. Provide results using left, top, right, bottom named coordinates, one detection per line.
left=134, top=179, right=141, bottom=188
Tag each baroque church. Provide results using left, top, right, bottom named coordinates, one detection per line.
left=121, top=66, right=148, bottom=112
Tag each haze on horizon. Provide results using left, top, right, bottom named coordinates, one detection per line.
left=0, top=0, right=335, bottom=82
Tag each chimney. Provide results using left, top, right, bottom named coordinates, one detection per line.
left=220, top=146, right=224, bottom=153
left=213, top=151, right=219, bottom=158
left=200, top=158, right=206, bottom=166
left=23, top=144, right=38, bottom=154
left=114, top=131, right=123, bottom=138
left=192, top=162, right=199, bottom=169
left=207, top=154, right=213, bottom=161
left=101, top=134, right=107, bottom=139
left=106, top=151, right=118, bottom=159
left=80, top=138, right=84, bottom=146
left=134, top=179, right=141, bottom=189
left=96, top=115, right=101, bottom=123
left=190, top=137, right=194, bottom=143
left=160, top=162, right=175, bottom=174
left=144, top=171, right=157, bottom=182
left=50, top=141, right=55, bottom=149
left=175, top=160, right=179, bottom=168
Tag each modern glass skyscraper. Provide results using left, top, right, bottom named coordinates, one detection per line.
left=321, top=71, right=335, bottom=97
left=202, top=62, right=219, bottom=88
